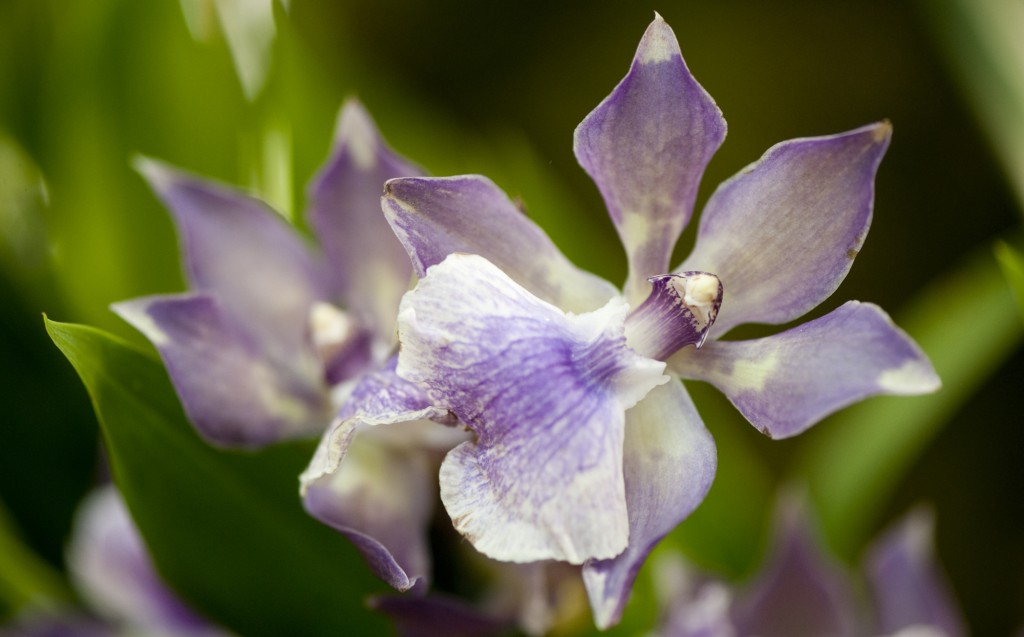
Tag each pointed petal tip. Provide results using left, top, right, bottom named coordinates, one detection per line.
left=381, top=175, right=428, bottom=204
left=132, top=155, right=181, bottom=195
left=110, top=296, right=170, bottom=347
left=589, top=594, right=618, bottom=630
left=637, top=13, right=681, bottom=64
left=838, top=120, right=893, bottom=153
left=336, top=97, right=374, bottom=135
left=874, top=119, right=894, bottom=142
left=333, top=98, right=380, bottom=171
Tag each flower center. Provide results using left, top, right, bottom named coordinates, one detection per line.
left=308, top=302, right=373, bottom=385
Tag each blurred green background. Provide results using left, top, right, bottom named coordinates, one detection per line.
left=2, top=0, right=1022, bottom=634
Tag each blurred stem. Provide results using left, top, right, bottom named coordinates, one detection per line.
left=799, top=247, right=1023, bottom=557
left=0, top=499, right=73, bottom=613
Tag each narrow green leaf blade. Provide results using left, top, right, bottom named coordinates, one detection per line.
left=799, top=251, right=1023, bottom=557
left=922, top=0, right=1024, bottom=209
left=995, top=241, right=1024, bottom=321
left=45, top=318, right=393, bottom=637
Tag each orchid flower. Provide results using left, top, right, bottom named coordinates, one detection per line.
left=113, top=101, right=459, bottom=592
left=652, top=500, right=965, bottom=637
left=114, top=98, right=419, bottom=448
left=386, top=14, right=940, bottom=627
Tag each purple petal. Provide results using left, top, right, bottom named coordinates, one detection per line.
left=113, top=293, right=328, bottom=446
left=624, top=273, right=723, bottom=360
left=651, top=554, right=736, bottom=637
left=731, top=498, right=859, bottom=637
left=397, top=254, right=666, bottom=563
left=136, top=158, right=329, bottom=360
left=865, top=508, right=966, bottom=637
left=370, top=595, right=511, bottom=637
left=660, top=584, right=736, bottom=637
left=574, top=14, right=726, bottom=304
left=307, top=100, right=421, bottom=341
left=669, top=301, right=940, bottom=439
left=67, top=485, right=223, bottom=635
left=309, top=301, right=375, bottom=386
left=300, top=359, right=461, bottom=591
left=301, top=423, right=436, bottom=592
left=382, top=175, right=618, bottom=313
left=583, top=380, right=716, bottom=629
left=678, top=123, right=891, bottom=335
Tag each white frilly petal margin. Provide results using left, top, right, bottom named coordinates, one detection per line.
left=397, top=254, right=667, bottom=565
left=582, top=379, right=716, bottom=629
left=669, top=301, right=940, bottom=439
left=299, top=360, right=458, bottom=592
left=301, top=422, right=435, bottom=593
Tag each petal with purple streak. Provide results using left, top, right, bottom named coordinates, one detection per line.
left=865, top=508, right=966, bottom=637
left=113, top=293, right=328, bottom=446
left=397, top=254, right=667, bottom=563
left=583, top=380, right=716, bottom=629
left=678, top=123, right=891, bottom=335
left=382, top=175, right=618, bottom=313
left=307, top=100, right=421, bottom=342
left=574, top=14, right=726, bottom=304
left=624, top=272, right=723, bottom=360
left=300, top=359, right=461, bottom=591
left=669, top=301, right=940, bottom=439
left=731, top=498, right=859, bottom=637
left=135, top=158, right=329, bottom=360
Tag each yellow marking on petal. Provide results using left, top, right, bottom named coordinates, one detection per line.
left=717, top=350, right=780, bottom=393
left=620, top=210, right=653, bottom=250
left=877, top=359, right=941, bottom=394
left=873, top=119, right=893, bottom=143
left=253, top=363, right=317, bottom=428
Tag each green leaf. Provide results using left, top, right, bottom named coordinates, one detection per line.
left=922, top=0, right=1024, bottom=209
left=995, top=241, right=1024, bottom=321
left=799, top=250, right=1023, bottom=557
left=0, top=498, right=73, bottom=616
left=45, top=318, right=394, bottom=637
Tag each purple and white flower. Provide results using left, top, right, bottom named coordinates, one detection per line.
left=386, top=14, right=939, bottom=627
left=113, top=101, right=456, bottom=592
left=652, top=500, right=965, bottom=637
left=114, top=99, right=419, bottom=448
